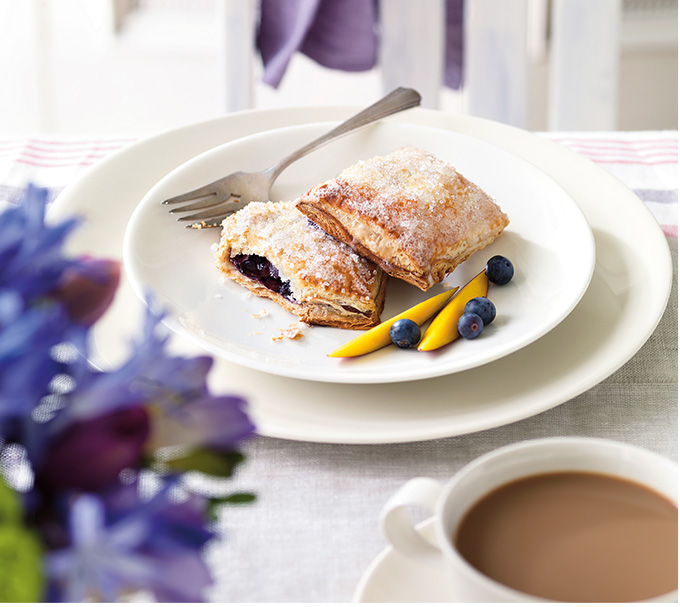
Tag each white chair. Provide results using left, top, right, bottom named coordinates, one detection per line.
left=216, top=0, right=623, bottom=131
left=27, top=0, right=624, bottom=132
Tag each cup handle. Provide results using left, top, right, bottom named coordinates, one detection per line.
left=380, top=477, right=444, bottom=562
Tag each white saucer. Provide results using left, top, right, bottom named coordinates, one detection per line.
left=49, top=107, right=673, bottom=444
left=353, top=519, right=450, bottom=602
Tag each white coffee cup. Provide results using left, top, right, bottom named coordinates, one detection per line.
left=381, top=437, right=678, bottom=603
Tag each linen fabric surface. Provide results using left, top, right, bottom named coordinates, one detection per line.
left=0, top=130, right=676, bottom=602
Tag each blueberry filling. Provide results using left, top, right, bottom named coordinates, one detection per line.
left=341, top=305, right=363, bottom=315
left=231, top=254, right=293, bottom=300
left=232, top=254, right=370, bottom=317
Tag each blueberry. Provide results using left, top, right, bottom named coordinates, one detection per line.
left=458, top=312, right=484, bottom=339
left=389, top=318, right=421, bottom=349
left=486, top=255, right=514, bottom=285
left=464, top=297, right=496, bottom=325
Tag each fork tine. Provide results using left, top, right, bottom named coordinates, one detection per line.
left=175, top=202, right=242, bottom=223
left=167, top=196, right=225, bottom=214
left=161, top=182, right=220, bottom=205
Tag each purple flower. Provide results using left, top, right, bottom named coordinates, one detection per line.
left=149, top=394, right=255, bottom=452
left=37, top=406, right=150, bottom=494
left=128, top=309, right=255, bottom=451
left=0, top=185, right=256, bottom=603
left=54, top=305, right=255, bottom=452
left=0, top=294, right=70, bottom=429
left=0, top=185, right=82, bottom=303
left=0, top=184, right=120, bottom=438
left=47, top=479, right=215, bottom=602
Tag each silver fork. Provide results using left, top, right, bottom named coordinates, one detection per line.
left=161, top=87, right=421, bottom=228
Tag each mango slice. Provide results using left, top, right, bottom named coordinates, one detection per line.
left=417, top=270, right=489, bottom=351
left=329, top=288, right=458, bottom=358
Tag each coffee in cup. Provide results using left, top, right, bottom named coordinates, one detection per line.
left=454, top=470, right=677, bottom=602
left=381, top=438, right=678, bottom=602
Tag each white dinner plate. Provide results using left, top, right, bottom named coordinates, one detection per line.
left=49, top=107, right=672, bottom=444
left=123, top=122, right=594, bottom=383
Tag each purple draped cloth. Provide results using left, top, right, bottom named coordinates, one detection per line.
left=256, top=0, right=464, bottom=90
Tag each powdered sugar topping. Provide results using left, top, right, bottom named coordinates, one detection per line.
left=329, top=147, right=506, bottom=267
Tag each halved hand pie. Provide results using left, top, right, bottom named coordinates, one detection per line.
left=215, top=200, right=386, bottom=329
left=295, top=146, right=509, bottom=291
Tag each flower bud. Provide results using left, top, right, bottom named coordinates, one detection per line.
left=37, top=406, right=149, bottom=493
left=54, top=258, right=120, bottom=326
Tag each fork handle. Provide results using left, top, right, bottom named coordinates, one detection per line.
left=267, top=87, right=422, bottom=181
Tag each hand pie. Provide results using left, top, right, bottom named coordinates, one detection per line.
left=215, top=200, right=386, bottom=329
left=295, top=146, right=509, bottom=291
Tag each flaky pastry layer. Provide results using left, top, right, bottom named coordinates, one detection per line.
left=215, top=200, right=386, bottom=329
left=296, top=146, right=509, bottom=290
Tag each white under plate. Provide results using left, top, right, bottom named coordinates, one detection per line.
left=49, top=107, right=672, bottom=444
left=123, top=122, right=594, bottom=384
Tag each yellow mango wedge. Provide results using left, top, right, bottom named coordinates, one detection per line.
left=417, top=270, right=489, bottom=351
left=329, top=288, right=458, bottom=357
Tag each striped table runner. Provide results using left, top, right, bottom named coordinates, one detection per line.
left=0, top=131, right=676, bottom=238
left=542, top=131, right=678, bottom=238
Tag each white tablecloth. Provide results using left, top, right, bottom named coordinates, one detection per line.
left=0, top=130, right=676, bottom=603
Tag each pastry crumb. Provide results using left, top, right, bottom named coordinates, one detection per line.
left=272, top=323, right=306, bottom=341
left=251, top=309, right=269, bottom=319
